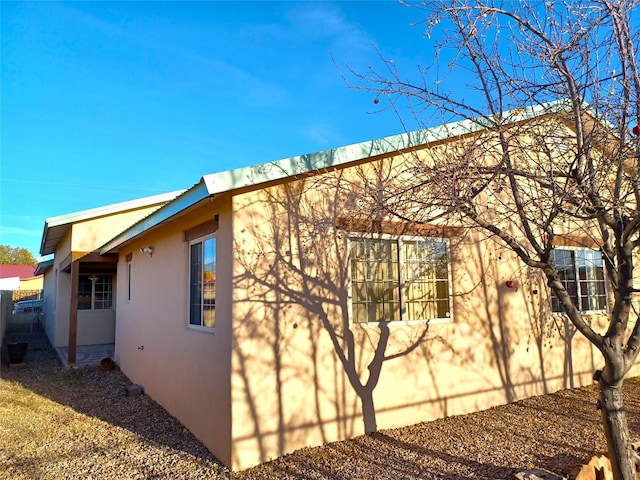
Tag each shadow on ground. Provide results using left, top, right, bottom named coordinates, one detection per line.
left=1, top=330, right=226, bottom=470
left=234, top=379, right=640, bottom=480
left=3, top=329, right=640, bottom=480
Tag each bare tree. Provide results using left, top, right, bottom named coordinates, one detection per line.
left=345, top=1, right=640, bottom=478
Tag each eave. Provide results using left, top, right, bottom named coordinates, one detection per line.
left=99, top=100, right=571, bottom=255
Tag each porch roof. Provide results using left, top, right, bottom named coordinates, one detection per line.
left=34, top=259, right=54, bottom=276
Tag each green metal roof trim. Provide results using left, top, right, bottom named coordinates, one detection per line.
left=34, top=259, right=54, bottom=276
left=100, top=100, right=569, bottom=255
left=99, top=183, right=212, bottom=254
left=200, top=100, right=571, bottom=195
left=40, top=190, right=185, bottom=256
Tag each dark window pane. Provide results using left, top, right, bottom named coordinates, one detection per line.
left=190, top=242, right=203, bottom=325
left=78, top=275, right=92, bottom=310
left=78, top=274, right=112, bottom=310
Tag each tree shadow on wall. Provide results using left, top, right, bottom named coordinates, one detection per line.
left=231, top=166, right=433, bottom=465
left=411, top=236, right=586, bottom=415
left=229, top=158, right=590, bottom=467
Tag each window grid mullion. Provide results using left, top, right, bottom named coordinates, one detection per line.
left=398, top=238, right=405, bottom=322
left=349, top=234, right=451, bottom=324
left=573, top=251, right=583, bottom=311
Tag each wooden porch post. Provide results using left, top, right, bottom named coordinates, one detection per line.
left=68, top=260, right=79, bottom=365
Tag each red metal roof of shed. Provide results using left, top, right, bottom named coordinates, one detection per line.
left=0, top=265, right=38, bottom=280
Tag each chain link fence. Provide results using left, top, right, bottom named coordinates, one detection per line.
left=5, top=290, right=44, bottom=335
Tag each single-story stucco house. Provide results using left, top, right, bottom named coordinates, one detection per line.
left=38, top=101, right=640, bottom=470
left=35, top=191, right=183, bottom=362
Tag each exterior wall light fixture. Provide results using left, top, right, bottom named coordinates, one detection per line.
left=140, top=246, right=154, bottom=257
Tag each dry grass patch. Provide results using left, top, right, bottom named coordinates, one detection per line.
left=0, top=337, right=228, bottom=480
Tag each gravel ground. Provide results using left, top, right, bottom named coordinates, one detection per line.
left=2, top=331, right=640, bottom=480
left=1, top=332, right=229, bottom=480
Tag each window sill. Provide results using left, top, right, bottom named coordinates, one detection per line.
left=350, top=317, right=453, bottom=328
left=552, top=310, right=607, bottom=316
left=187, top=324, right=215, bottom=334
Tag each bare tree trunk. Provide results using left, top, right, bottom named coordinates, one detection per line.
left=596, top=376, right=636, bottom=480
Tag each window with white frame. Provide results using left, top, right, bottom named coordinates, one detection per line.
left=349, top=235, right=451, bottom=324
left=78, top=274, right=113, bottom=310
left=550, top=247, right=607, bottom=313
left=189, top=234, right=216, bottom=328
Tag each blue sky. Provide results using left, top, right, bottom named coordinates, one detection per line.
left=1, top=1, right=434, bottom=260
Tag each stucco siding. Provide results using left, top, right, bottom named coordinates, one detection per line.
left=225, top=152, right=637, bottom=471
left=47, top=266, right=116, bottom=347
left=114, top=198, right=233, bottom=467
left=50, top=230, right=73, bottom=348
left=77, top=309, right=115, bottom=345
left=42, top=200, right=177, bottom=348
left=101, top=114, right=640, bottom=472
left=41, top=268, right=57, bottom=344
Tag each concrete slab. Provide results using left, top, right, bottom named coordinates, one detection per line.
left=56, top=344, right=115, bottom=368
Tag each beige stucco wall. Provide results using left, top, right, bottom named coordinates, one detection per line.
left=45, top=244, right=116, bottom=348
left=112, top=128, right=640, bottom=472
left=47, top=229, right=72, bottom=347
left=114, top=196, right=233, bottom=467
left=77, top=309, right=115, bottom=345
left=44, top=204, right=167, bottom=348
left=225, top=153, right=640, bottom=471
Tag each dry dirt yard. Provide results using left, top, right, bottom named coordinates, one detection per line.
left=2, top=332, right=640, bottom=480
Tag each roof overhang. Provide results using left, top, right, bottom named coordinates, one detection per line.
left=40, top=190, right=184, bottom=256
left=59, top=251, right=119, bottom=273
left=99, top=100, right=573, bottom=255
left=34, top=259, right=54, bottom=276
left=100, top=182, right=211, bottom=254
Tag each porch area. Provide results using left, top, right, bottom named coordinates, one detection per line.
left=56, top=343, right=115, bottom=368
